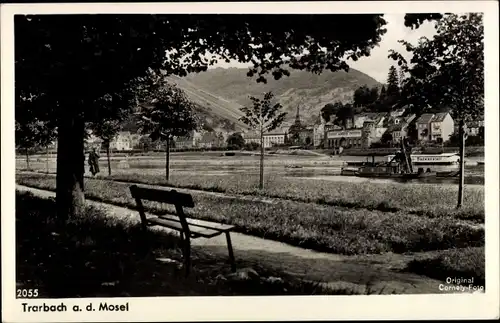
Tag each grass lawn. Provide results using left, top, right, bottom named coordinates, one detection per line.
left=406, top=247, right=485, bottom=287
left=16, top=173, right=484, bottom=255
left=105, top=172, right=484, bottom=222
left=16, top=191, right=357, bottom=297
left=17, top=166, right=484, bottom=222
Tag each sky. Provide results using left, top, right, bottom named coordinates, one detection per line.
left=210, top=14, right=438, bottom=84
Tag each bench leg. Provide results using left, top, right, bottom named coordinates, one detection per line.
left=183, top=239, right=191, bottom=277
left=225, top=232, right=236, bottom=272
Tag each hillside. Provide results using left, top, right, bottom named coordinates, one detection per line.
left=183, top=66, right=381, bottom=124
left=120, top=102, right=240, bottom=134
left=166, top=75, right=251, bottom=131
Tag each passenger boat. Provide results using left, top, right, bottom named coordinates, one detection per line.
left=385, top=153, right=460, bottom=165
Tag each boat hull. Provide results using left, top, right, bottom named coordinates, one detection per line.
left=386, top=153, right=460, bottom=165
left=355, top=172, right=436, bottom=179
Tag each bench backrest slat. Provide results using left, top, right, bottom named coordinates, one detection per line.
left=129, top=185, right=195, bottom=208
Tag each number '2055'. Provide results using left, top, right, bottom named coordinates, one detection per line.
left=17, top=289, right=39, bottom=298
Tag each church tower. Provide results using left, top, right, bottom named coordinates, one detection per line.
left=294, top=104, right=302, bottom=127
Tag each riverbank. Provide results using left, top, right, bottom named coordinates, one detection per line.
left=17, top=170, right=485, bottom=222
left=342, top=146, right=484, bottom=157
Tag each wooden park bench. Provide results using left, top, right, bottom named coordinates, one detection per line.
left=129, top=185, right=236, bottom=276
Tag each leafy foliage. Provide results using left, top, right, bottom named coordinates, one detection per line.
left=15, top=119, right=56, bottom=152
left=403, top=13, right=444, bottom=30
left=14, top=13, right=392, bottom=218
left=321, top=102, right=341, bottom=123
left=390, top=13, right=484, bottom=122
left=226, top=132, right=245, bottom=150
left=386, top=65, right=400, bottom=98
left=353, top=85, right=379, bottom=107
left=134, top=69, right=198, bottom=141
left=240, top=92, right=287, bottom=134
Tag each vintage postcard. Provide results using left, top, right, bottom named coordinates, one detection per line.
left=2, top=1, right=499, bottom=322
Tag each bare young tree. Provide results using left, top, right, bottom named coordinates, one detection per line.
left=240, top=92, right=287, bottom=189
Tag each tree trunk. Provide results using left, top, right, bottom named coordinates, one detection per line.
left=25, top=148, right=30, bottom=170
left=56, top=108, right=85, bottom=224
left=457, top=119, right=466, bottom=208
left=166, top=137, right=170, bottom=181
left=46, top=145, right=49, bottom=174
left=106, top=144, right=112, bottom=176
left=259, top=131, right=264, bottom=190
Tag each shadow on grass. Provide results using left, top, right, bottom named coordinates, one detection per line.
left=15, top=191, right=366, bottom=297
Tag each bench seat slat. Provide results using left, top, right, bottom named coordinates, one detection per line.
left=130, top=185, right=195, bottom=207
left=158, top=214, right=235, bottom=232
left=147, top=217, right=222, bottom=238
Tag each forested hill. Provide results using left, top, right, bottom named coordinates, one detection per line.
left=183, top=66, right=381, bottom=124
left=122, top=66, right=381, bottom=132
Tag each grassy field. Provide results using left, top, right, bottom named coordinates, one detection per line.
left=16, top=159, right=485, bottom=222
left=103, top=172, right=484, bottom=222
left=16, top=190, right=358, bottom=297
left=16, top=173, right=484, bottom=256
left=406, top=247, right=485, bottom=287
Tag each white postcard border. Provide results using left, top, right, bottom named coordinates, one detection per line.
left=2, top=1, right=499, bottom=322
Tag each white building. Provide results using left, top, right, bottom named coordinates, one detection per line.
left=175, top=131, right=202, bottom=149
left=429, top=112, right=454, bottom=143
left=243, top=129, right=287, bottom=148
left=110, top=131, right=133, bottom=151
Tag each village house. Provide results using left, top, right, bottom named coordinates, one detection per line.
left=388, top=114, right=416, bottom=143
left=129, top=133, right=143, bottom=150
left=243, top=128, right=288, bottom=148
left=429, top=112, right=454, bottom=143
left=175, top=131, right=202, bottom=149
left=312, top=115, right=326, bottom=147
left=287, top=105, right=314, bottom=146
left=321, top=112, right=389, bottom=149
left=110, top=131, right=132, bottom=151
left=415, top=112, right=454, bottom=144
left=242, top=131, right=260, bottom=146
left=198, top=131, right=225, bottom=148
left=455, top=120, right=484, bottom=136
left=415, top=113, right=435, bottom=143
left=353, top=112, right=387, bottom=129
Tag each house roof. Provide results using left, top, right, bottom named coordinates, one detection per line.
left=388, top=123, right=406, bottom=132
left=244, top=128, right=288, bottom=139
left=265, top=128, right=288, bottom=135
left=405, top=114, right=417, bottom=123
left=430, top=112, right=449, bottom=123
left=358, top=112, right=388, bottom=119
left=416, top=113, right=435, bottom=123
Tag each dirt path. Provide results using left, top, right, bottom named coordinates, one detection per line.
left=16, top=184, right=468, bottom=295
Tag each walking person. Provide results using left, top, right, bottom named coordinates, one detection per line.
left=88, top=148, right=100, bottom=176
